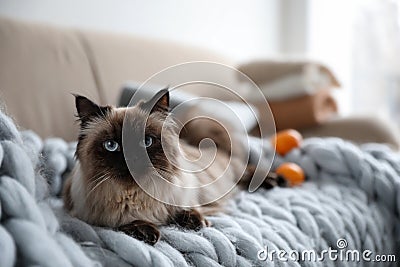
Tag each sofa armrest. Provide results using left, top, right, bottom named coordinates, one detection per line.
left=299, top=116, right=400, bottom=149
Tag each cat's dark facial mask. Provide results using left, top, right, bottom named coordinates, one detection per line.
left=74, top=90, right=177, bottom=185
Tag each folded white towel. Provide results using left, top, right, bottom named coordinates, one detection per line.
left=237, top=59, right=341, bottom=101
left=240, top=64, right=333, bottom=101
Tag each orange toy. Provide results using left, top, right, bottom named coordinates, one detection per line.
left=272, top=129, right=303, bottom=156
left=276, top=162, right=305, bottom=186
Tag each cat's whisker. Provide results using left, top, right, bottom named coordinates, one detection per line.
left=86, top=172, right=112, bottom=199
left=87, top=172, right=109, bottom=189
left=88, top=172, right=107, bottom=184
left=86, top=175, right=111, bottom=199
left=91, top=172, right=110, bottom=187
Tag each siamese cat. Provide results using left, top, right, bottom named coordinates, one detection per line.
left=64, top=89, right=284, bottom=245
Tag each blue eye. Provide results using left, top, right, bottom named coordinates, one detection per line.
left=104, top=140, right=119, bottom=152
left=144, top=135, right=153, bottom=148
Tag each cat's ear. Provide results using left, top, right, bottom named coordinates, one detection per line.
left=145, top=89, right=169, bottom=114
left=74, top=94, right=110, bottom=122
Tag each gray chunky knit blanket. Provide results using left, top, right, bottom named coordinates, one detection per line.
left=0, top=110, right=399, bottom=267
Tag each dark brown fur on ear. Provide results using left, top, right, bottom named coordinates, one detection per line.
left=73, top=94, right=111, bottom=126
left=142, top=89, right=170, bottom=114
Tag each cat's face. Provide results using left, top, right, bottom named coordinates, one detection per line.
left=75, top=90, right=178, bottom=192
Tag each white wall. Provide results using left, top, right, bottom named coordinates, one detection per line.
left=307, top=0, right=355, bottom=114
left=0, top=0, right=281, bottom=62
left=279, top=0, right=309, bottom=55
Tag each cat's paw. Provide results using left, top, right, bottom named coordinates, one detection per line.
left=262, top=172, right=288, bottom=189
left=117, top=220, right=160, bottom=245
left=263, top=172, right=278, bottom=189
left=172, top=209, right=210, bottom=231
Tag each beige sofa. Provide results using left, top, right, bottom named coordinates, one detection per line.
left=0, top=17, right=399, bottom=148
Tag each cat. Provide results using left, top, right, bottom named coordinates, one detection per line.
left=63, top=89, right=284, bottom=245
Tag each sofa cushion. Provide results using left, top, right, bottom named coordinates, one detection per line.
left=0, top=17, right=100, bottom=141
left=77, top=30, right=237, bottom=105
